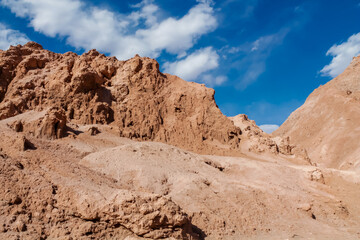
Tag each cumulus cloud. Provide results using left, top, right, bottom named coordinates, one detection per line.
left=259, top=124, right=279, bottom=134
left=163, top=47, right=225, bottom=86
left=0, top=23, right=29, bottom=50
left=164, top=47, right=219, bottom=80
left=320, top=33, right=360, bottom=78
left=0, top=0, right=217, bottom=59
left=128, top=0, right=159, bottom=27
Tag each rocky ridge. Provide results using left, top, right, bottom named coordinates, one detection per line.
left=0, top=42, right=300, bottom=158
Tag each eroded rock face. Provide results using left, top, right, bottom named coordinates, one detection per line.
left=229, top=114, right=310, bottom=162
left=35, top=108, right=67, bottom=139
left=0, top=42, right=243, bottom=155
left=230, top=114, right=279, bottom=153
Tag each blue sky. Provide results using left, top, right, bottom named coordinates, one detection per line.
left=1, top=0, right=360, bottom=132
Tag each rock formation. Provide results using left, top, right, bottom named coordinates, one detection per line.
left=274, top=55, right=360, bottom=170
left=0, top=42, right=297, bottom=157
left=0, top=42, right=242, bottom=155
left=229, top=114, right=310, bottom=162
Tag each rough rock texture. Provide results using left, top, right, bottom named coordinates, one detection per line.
left=229, top=114, right=310, bottom=163
left=0, top=42, right=243, bottom=155
left=34, top=107, right=67, bottom=139
left=0, top=125, right=197, bottom=240
left=274, top=55, right=360, bottom=170
left=230, top=114, right=282, bottom=154
left=6, top=108, right=67, bottom=139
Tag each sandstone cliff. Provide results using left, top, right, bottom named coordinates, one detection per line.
left=0, top=42, right=295, bottom=157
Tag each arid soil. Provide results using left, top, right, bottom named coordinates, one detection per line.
left=0, top=43, right=360, bottom=239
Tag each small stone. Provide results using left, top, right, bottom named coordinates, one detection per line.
left=7, top=194, right=22, bottom=205
left=297, top=203, right=311, bottom=211
left=78, top=221, right=93, bottom=235
left=310, top=169, right=325, bottom=184
left=14, top=220, right=26, bottom=232
left=0, top=224, right=7, bottom=233
left=12, top=121, right=23, bottom=132
left=16, top=136, right=36, bottom=151
left=88, top=126, right=100, bottom=136
left=14, top=161, right=24, bottom=170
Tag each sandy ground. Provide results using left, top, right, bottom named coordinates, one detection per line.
left=1, top=113, right=359, bottom=239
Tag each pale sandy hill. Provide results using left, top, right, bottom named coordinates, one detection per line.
left=274, top=55, right=360, bottom=170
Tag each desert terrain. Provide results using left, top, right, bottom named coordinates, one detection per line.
left=0, top=42, right=359, bottom=239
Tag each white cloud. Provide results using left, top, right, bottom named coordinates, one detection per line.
left=0, top=23, right=29, bottom=50
left=137, top=3, right=217, bottom=57
left=128, top=1, right=159, bottom=27
left=251, top=33, right=285, bottom=52
left=0, top=0, right=217, bottom=59
left=259, top=124, right=279, bottom=134
left=163, top=47, right=220, bottom=80
left=320, top=33, right=360, bottom=78
left=163, top=47, right=227, bottom=86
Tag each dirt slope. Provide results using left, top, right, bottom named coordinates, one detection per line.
left=274, top=55, right=360, bottom=170
left=1, top=116, right=360, bottom=239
